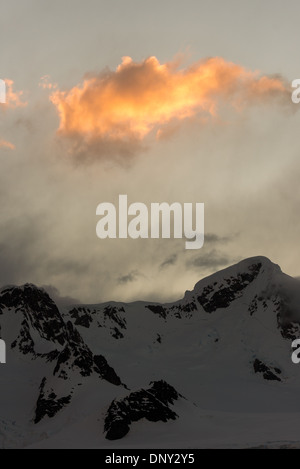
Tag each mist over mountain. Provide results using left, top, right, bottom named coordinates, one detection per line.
left=1, top=256, right=300, bottom=448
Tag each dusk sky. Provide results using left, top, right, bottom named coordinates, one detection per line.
left=1, top=0, right=300, bottom=304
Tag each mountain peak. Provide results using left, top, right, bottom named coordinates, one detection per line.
left=232, top=255, right=281, bottom=272
left=192, top=256, right=281, bottom=292
left=180, top=256, right=284, bottom=315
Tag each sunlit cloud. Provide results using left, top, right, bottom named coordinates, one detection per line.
left=39, top=75, right=58, bottom=90
left=0, top=139, right=15, bottom=150
left=3, top=79, right=27, bottom=108
left=49, top=56, right=290, bottom=160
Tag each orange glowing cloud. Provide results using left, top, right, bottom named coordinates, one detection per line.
left=3, top=79, right=27, bottom=108
left=0, top=139, right=15, bottom=150
left=49, top=56, right=289, bottom=158
left=39, top=75, right=58, bottom=90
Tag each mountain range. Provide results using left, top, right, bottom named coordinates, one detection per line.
left=1, top=256, right=300, bottom=448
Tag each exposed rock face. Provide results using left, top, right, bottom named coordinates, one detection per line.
left=0, top=284, right=124, bottom=425
left=146, top=305, right=168, bottom=320
left=93, top=355, right=122, bottom=386
left=276, top=299, right=300, bottom=341
left=11, top=319, right=35, bottom=355
left=253, top=359, right=282, bottom=382
left=69, top=307, right=93, bottom=328
left=68, top=304, right=127, bottom=340
left=0, top=284, right=67, bottom=345
left=34, top=377, right=71, bottom=424
left=104, top=380, right=181, bottom=440
left=197, top=263, right=262, bottom=313
left=53, top=321, right=96, bottom=378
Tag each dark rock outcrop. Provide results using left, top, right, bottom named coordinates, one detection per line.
left=253, top=359, right=282, bottom=382
left=93, top=355, right=122, bottom=386
left=34, top=377, right=71, bottom=424
left=197, top=263, right=262, bottom=313
left=0, top=284, right=67, bottom=345
left=104, top=380, right=181, bottom=440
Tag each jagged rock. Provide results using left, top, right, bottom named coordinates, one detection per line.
left=248, top=295, right=258, bottom=316
left=104, top=380, right=180, bottom=440
left=146, top=301, right=197, bottom=321
left=253, top=359, right=282, bottom=382
left=68, top=304, right=127, bottom=337
left=69, top=307, right=93, bottom=328
left=103, top=306, right=127, bottom=330
left=276, top=297, right=300, bottom=341
left=0, top=284, right=67, bottom=345
left=93, top=355, right=122, bottom=386
left=111, top=327, right=124, bottom=339
left=34, top=377, right=71, bottom=424
left=146, top=305, right=167, bottom=319
left=0, top=284, right=125, bottom=424
left=53, top=321, right=100, bottom=378
left=11, top=319, right=35, bottom=355
left=197, top=263, right=262, bottom=313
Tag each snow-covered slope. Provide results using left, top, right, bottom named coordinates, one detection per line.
left=1, top=256, right=300, bottom=448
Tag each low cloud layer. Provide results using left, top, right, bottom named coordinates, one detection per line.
left=117, top=270, right=143, bottom=285
left=49, top=56, right=290, bottom=160
left=187, top=249, right=235, bottom=270
left=160, top=254, right=178, bottom=269
left=205, top=233, right=234, bottom=244
left=42, top=285, right=80, bottom=308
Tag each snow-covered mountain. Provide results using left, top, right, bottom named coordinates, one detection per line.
left=1, top=256, right=300, bottom=448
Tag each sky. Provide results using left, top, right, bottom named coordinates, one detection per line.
left=1, top=0, right=300, bottom=304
